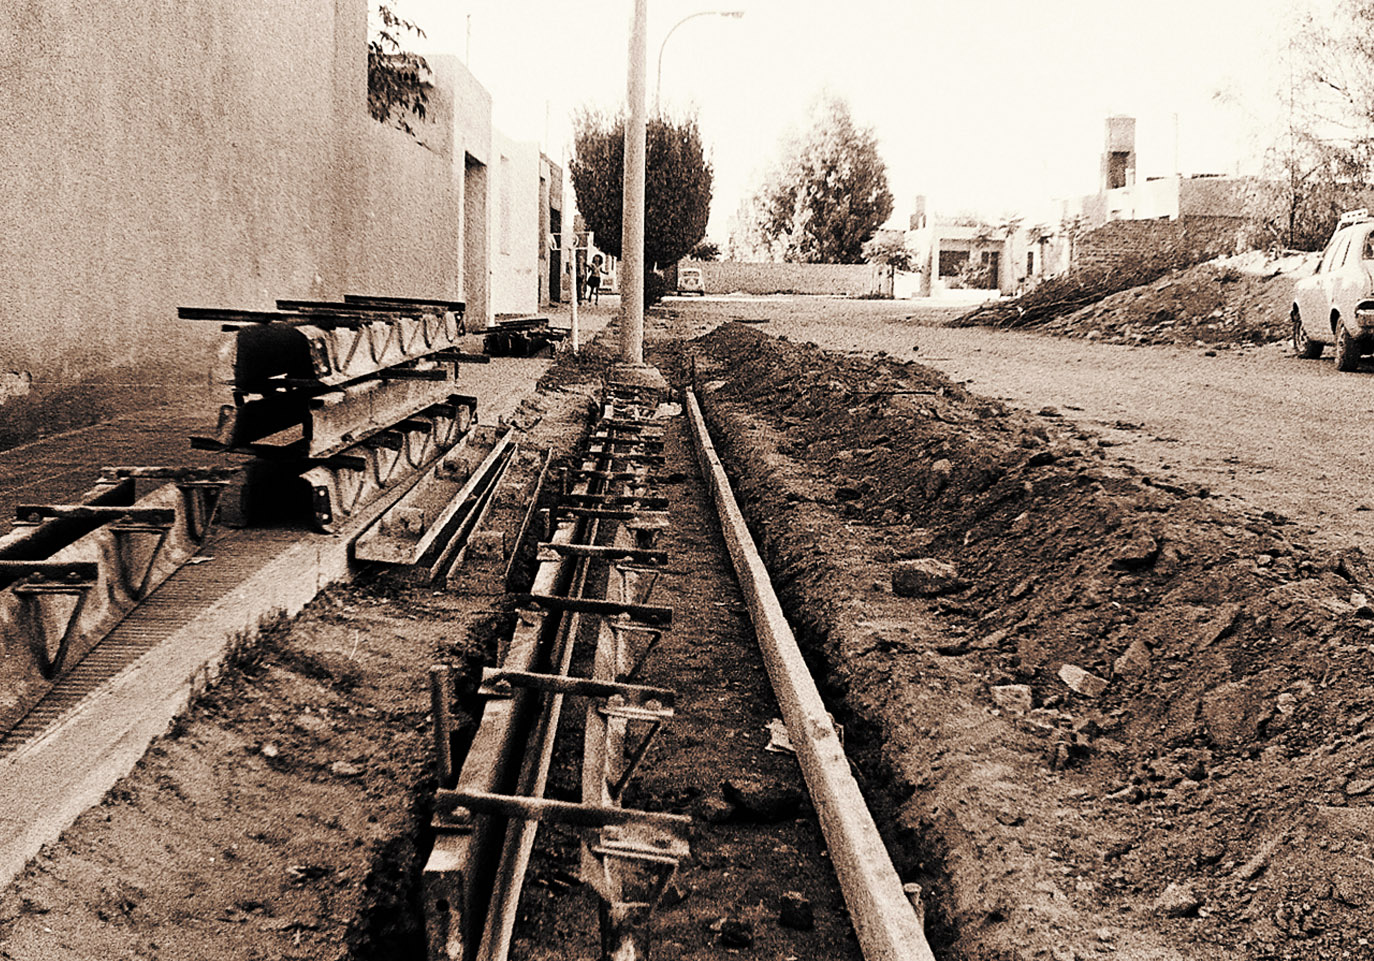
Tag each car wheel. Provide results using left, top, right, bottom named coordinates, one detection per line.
left=1293, top=310, right=1323, bottom=358
left=1335, top=323, right=1361, bottom=371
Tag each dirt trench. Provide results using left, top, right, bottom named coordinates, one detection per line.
left=657, top=321, right=1374, bottom=961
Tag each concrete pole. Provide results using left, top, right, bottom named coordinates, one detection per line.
left=619, top=0, right=647, bottom=367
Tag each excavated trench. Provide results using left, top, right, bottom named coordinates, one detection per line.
left=660, top=319, right=1374, bottom=961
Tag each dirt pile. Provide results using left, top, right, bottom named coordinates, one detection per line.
left=962, top=253, right=1314, bottom=350
left=1035, top=256, right=1307, bottom=348
left=669, top=322, right=1374, bottom=961
left=0, top=588, right=475, bottom=960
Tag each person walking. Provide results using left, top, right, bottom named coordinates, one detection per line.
left=586, top=254, right=604, bottom=305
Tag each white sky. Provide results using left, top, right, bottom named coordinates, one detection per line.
left=395, top=0, right=1309, bottom=238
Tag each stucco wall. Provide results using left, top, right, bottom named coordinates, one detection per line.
left=351, top=122, right=462, bottom=302
left=0, top=0, right=491, bottom=444
left=1, top=0, right=354, bottom=386
left=490, top=133, right=541, bottom=318
left=686, top=261, right=881, bottom=296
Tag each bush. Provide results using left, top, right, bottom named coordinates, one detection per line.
left=645, top=271, right=668, bottom=308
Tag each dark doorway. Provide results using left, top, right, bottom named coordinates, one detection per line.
left=981, top=251, right=1000, bottom=289
left=549, top=210, right=562, bottom=302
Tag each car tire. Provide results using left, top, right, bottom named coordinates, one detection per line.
left=1293, top=310, right=1323, bottom=358
left=1335, top=323, right=1361, bottom=371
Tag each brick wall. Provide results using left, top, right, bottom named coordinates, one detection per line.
left=1073, top=217, right=1257, bottom=273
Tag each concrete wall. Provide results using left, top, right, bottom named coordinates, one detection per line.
left=490, top=132, right=541, bottom=318
left=539, top=154, right=563, bottom=306
left=686, top=261, right=881, bottom=296
left=1, top=0, right=355, bottom=399
left=0, top=2, right=513, bottom=443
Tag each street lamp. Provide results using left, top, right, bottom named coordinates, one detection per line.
left=654, top=10, right=744, bottom=114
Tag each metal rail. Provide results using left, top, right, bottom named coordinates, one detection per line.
left=0, top=468, right=232, bottom=737
left=685, top=389, right=936, bottom=961
left=423, top=382, right=682, bottom=961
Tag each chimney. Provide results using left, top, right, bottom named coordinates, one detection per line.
left=910, top=195, right=927, bottom=231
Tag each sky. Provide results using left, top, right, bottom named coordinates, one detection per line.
left=392, top=0, right=1309, bottom=240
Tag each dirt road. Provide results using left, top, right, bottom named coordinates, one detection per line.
left=665, top=296, right=1374, bottom=550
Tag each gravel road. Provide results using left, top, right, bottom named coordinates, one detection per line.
left=666, top=296, right=1374, bottom=551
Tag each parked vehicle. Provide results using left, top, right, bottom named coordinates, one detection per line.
left=1292, top=209, right=1374, bottom=371
left=677, top=266, right=705, bottom=296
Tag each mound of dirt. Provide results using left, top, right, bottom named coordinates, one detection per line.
left=964, top=254, right=1315, bottom=350
left=667, top=322, right=1374, bottom=961
left=1036, top=257, right=1309, bottom=348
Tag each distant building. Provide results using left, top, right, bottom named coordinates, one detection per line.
left=1063, top=116, right=1280, bottom=272
left=898, top=197, right=1068, bottom=297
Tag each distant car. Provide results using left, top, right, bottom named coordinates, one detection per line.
left=1292, top=210, right=1374, bottom=371
left=677, top=266, right=705, bottom=296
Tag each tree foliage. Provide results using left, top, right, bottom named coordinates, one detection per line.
left=1265, top=0, right=1374, bottom=248
left=689, top=239, right=721, bottom=261
left=751, top=96, right=894, bottom=264
left=569, top=110, right=713, bottom=267
left=368, top=4, right=430, bottom=139
left=861, top=233, right=916, bottom=272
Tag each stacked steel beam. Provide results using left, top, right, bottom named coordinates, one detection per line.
left=180, top=296, right=482, bottom=530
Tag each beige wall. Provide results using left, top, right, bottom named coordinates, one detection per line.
left=686, top=261, right=880, bottom=297
left=490, top=132, right=542, bottom=318
left=0, top=1, right=502, bottom=441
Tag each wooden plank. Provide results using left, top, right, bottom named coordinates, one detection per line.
left=684, top=390, right=936, bottom=961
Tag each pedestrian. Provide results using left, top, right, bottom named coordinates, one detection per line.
left=586, top=254, right=603, bottom=305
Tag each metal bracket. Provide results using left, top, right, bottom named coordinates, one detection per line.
left=519, top=594, right=672, bottom=627
left=14, top=505, right=177, bottom=526
left=561, top=492, right=670, bottom=511
left=607, top=622, right=665, bottom=682
left=534, top=542, right=667, bottom=565
left=477, top=668, right=675, bottom=709
left=558, top=507, right=670, bottom=526
left=435, top=789, right=690, bottom=834
left=11, top=572, right=98, bottom=679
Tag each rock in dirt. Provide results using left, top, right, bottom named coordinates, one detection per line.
left=1344, top=778, right=1374, bottom=796
left=891, top=558, right=967, bottom=597
left=715, top=917, right=754, bottom=947
left=1154, top=881, right=1202, bottom=918
left=1113, top=640, right=1151, bottom=677
left=778, top=891, right=815, bottom=930
left=1113, top=531, right=1160, bottom=570
left=659, top=880, right=690, bottom=908
left=1059, top=664, right=1109, bottom=697
left=694, top=795, right=736, bottom=824
left=330, top=760, right=363, bottom=777
left=991, top=684, right=1034, bottom=714
left=722, top=776, right=805, bottom=823
left=1201, top=681, right=1268, bottom=747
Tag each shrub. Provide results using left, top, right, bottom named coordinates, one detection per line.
left=645, top=271, right=668, bottom=308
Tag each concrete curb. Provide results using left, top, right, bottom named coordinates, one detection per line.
left=685, top=389, right=936, bottom=961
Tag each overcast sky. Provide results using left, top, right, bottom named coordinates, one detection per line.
left=396, top=0, right=1306, bottom=238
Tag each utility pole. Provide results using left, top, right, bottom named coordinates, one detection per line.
left=619, top=0, right=648, bottom=368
